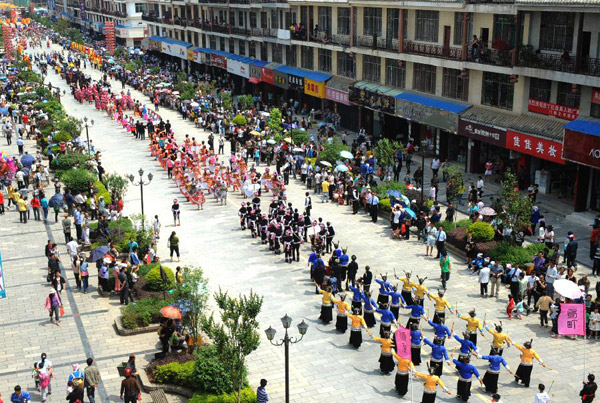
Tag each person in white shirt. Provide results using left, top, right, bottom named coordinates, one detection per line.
left=479, top=264, right=491, bottom=297
left=533, top=383, right=550, bottom=403
left=545, top=263, right=559, bottom=298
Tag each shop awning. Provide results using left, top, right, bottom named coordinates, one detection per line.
left=396, top=92, right=470, bottom=114
left=352, top=81, right=403, bottom=98
left=326, top=76, right=354, bottom=92
left=350, top=81, right=399, bottom=114
left=274, top=65, right=331, bottom=82
left=563, top=118, right=600, bottom=137
left=461, top=106, right=564, bottom=142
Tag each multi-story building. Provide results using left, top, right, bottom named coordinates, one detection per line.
left=137, top=0, right=600, bottom=210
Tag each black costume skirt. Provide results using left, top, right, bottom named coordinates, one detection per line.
left=319, top=305, right=332, bottom=324
left=379, top=353, right=395, bottom=373
left=349, top=329, right=362, bottom=348
left=395, top=372, right=409, bottom=396
left=411, top=346, right=422, bottom=365
left=335, top=315, right=348, bottom=332
left=364, top=311, right=376, bottom=328
left=483, top=371, right=499, bottom=393
left=515, top=364, right=533, bottom=387
left=457, top=379, right=472, bottom=401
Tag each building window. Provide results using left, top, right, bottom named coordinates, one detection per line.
left=238, top=11, right=244, bottom=27
left=301, top=46, right=314, bottom=69
left=250, top=12, right=257, bottom=28
left=453, top=12, right=472, bottom=46
left=415, top=10, right=438, bottom=42
left=249, top=42, right=256, bottom=58
left=337, top=52, right=355, bottom=78
left=413, top=63, right=436, bottom=94
left=557, top=82, right=580, bottom=108
left=271, top=10, right=278, bottom=29
left=363, top=8, right=382, bottom=37
left=540, top=12, right=575, bottom=52
left=220, top=38, right=225, bottom=51
left=337, top=7, right=350, bottom=35
left=385, top=58, right=405, bottom=88
left=482, top=72, right=514, bottom=110
left=318, top=6, right=332, bottom=37
left=318, top=49, right=332, bottom=72
left=363, top=55, right=381, bottom=83
left=492, top=14, right=515, bottom=48
left=442, top=68, right=468, bottom=101
left=229, top=40, right=234, bottom=54
left=260, top=43, right=268, bottom=61
left=273, top=44, right=283, bottom=63
left=387, top=9, right=400, bottom=41
left=238, top=40, right=245, bottom=56
left=403, top=10, right=408, bottom=39
left=529, top=78, right=552, bottom=102
left=134, top=3, right=146, bottom=13
left=261, top=12, right=268, bottom=29
left=209, top=37, right=217, bottom=50
left=286, top=46, right=297, bottom=67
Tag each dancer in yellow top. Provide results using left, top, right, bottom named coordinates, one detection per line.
left=318, top=286, right=334, bottom=324
left=414, top=276, right=428, bottom=306
left=396, top=272, right=417, bottom=305
left=392, top=352, right=414, bottom=397
left=484, top=321, right=512, bottom=356
left=332, top=294, right=350, bottom=333
left=428, top=289, right=453, bottom=324
left=346, top=308, right=371, bottom=349
left=457, top=309, right=483, bottom=346
left=373, top=331, right=395, bottom=374
left=513, top=340, right=546, bottom=388
left=414, top=367, right=451, bottom=403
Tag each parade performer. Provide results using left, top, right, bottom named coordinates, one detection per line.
left=375, top=274, right=392, bottom=305
left=453, top=356, right=483, bottom=402
left=361, top=290, right=378, bottom=328
left=404, top=303, right=426, bottom=328
left=392, top=351, right=414, bottom=397
left=348, top=284, right=363, bottom=314
left=332, top=294, right=350, bottom=333
left=423, top=337, right=451, bottom=376
left=414, top=367, right=452, bottom=403
left=479, top=354, right=512, bottom=394
left=428, top=289, right=453, bottom=324
left=457, top=309, right=483, bottom=346
left=453, top=331, right=479, bottom=364
left=513, top=340, right=546, bottom=388
left=396, top=272, right=416, bottom=305
left=410, top=323, right=423, bottom=365
left=428, top=318, right=451, bottom=345
left=346, top=308, right=371, bottom=348
left=414, top=276, right=429, bottom=306
left=380, top=285, right=406, bottom=320
left=318, top=286, right=334, bottom=324
left=376, top=303, right=397, bottom=338
left=373, top=331, right=395, bottom=374
left=485, top=322, right=512, bottom=356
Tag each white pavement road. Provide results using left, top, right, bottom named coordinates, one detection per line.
left=36, top=44, right=600, bottom=403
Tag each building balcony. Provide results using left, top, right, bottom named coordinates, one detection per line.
left=518, top=47, right=600, bottom=77
left=357, top=35, right=398, bottom=52
left=173, top=17, right=187, bottom=27
left=468, top=45, right=513, bottom=67
left=467, top=0, right=514, bottom=3
left=404, top=40, right=462, bottom=60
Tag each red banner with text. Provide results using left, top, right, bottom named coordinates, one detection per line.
left=506, top=130, right=565, bottom=165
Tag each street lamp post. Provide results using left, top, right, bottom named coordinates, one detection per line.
left=129, top=168, right=153, bottom=228
left=82, top=117, right=94, bottom=157
left=264, top=315, right=309, bottom=403
left=420, top=139, right=428, bottom=204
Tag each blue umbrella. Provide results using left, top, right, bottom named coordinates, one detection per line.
left=48, top=193, right=65, bottom=208
left=404, top=207, right=417, bottom=219
left=387, top=190, right=402, bottom=198
left=317, top=122, right=327, bottom=127
left=87, top=245, right=109, bottom=262
left=0, top=107, right=8, bottom=115
left=335, top=164, right=349, bottom=172
left=20, top=154, right=35, bottom=167
left=400, top=194, right=410, bottom=205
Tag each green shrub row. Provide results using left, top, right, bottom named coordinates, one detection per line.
left=120, top=296, right=174, bottom=329
left=189, top=388, right=257, bottom=403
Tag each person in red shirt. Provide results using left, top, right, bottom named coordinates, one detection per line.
left=30, top=196, right=41, bottom=221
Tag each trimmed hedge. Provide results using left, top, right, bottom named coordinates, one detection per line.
left=51, top=152, right=90, bottom=171
left=120, top=296, right=174, bottom=329
left=467, top=222, right=495, bottom=242
left=379, top=198, right=391, bottom=212
left=145, top=265, right=175, bottom=291
left=193, top=345, right=236, bottom=395
left=154, top=361, right=195, bottom=388
left=232, top=114, right=247, bottom=126
left=189, top=388, right=257, bottom=403
left=61, top=168, right=96, bottom=193
left=488, top=241, right=548, bottom=266
left=91, top=181, right=112, bottom=205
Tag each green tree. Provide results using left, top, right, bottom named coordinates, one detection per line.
left=497, top=170, right=533, bottom=241
left=373, top=138, right=401, bottom=172
left=267, top=108, right=283, bottom=136
left=175, top=267, right=209, bottom=352
left=237, top=94, right=254, bottom=111
left=202, top=289, right=264, bottom=403
left=104, top=173, right=129, bottom=199
left=319, top=139, right=349, bottom=165
left=445, top=165, right=464, bottom=203
left=54, top=19, right=69, bottom=35
left=222, top=92, right=233, bottom=112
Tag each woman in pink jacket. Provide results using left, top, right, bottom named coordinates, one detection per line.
left=44, top=288, right=63, bottom=326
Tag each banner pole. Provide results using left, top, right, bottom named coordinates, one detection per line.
left=584, top=327, right=587, bottom=381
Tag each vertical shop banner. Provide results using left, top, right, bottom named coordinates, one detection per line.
left=506, top=130, right=565, bottom=165
left=3, top=25, right=13, bottom=59
left=0, top=251, right=6, bottom=299
left=394, top=327, right=411, bottom=360
left=79, top=0, right=86, bottom=20
left=558, top=303, right=586, bottom=336
left=104, top=21, right=115, bottom=55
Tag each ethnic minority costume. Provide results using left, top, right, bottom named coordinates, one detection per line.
left=346, top=313, right=368, bottom=348
left=486, top=327, right=512, bottom=356
left=376, top=307, right=397, bottom=338
left=348, top=285, right=363, bottom=315
left=410, top=328, right=423, bottom=365
left=423, top=338, right=449, bottom=377
left=380, top=288, right=406, bottom=320
left=319, top=289, right=334, bottom=324
left=373, top=336, right=395, bottom=374
left=513, top=343, right=543, bottom=388
left=480, top=355, right=510, bottom=394
left=332, top=298, right=350, bottom=333
left=361, top=291, right=378, bottom=328
left=429, top=293, right=452, bottom=324
left=453, top=359, right=480, bottom=402
left=405, top=304, right=425, bottom=328
left=397, top=276, right=417, bottom=306
left=415, top=372, right=447, bottom=403
left=375, top=278, right=392, bottom=305
left=459, top=313, right=483, bottom=346
left=414, top=283, right=428, bottom=307
left=393, top=353, right=414, bottom=396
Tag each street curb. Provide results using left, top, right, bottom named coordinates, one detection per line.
left=138, top=368, right=195, bottom=398
left=114, top=316, right=161, bottom=336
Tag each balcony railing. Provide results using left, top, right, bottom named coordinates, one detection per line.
left=142, top=14, right=161, bottom=22
left=173, top=17, right=188, bottom=27
left=468, top=46, right=513, bottom=67
left=232, top=26, right=250, bottom=36
left=518, top=48, right=600, bottom=77
left=404, top=40, right=462, bottom=60
left=331, top=34, right=350, bottom=46
left=468, top=0, right=514, bottom=3
left=357, top=35, right=398, bottom=52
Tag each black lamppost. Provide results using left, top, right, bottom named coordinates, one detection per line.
left=420, top=139, right=427, bottom=203
left=129, top=168, right=153, bottom=227
left=264, top=315, right=308, bottom=403
left=82, top=117, right=94, bottom=157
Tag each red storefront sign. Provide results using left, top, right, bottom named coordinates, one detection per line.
left=325, top=87, right=350, bottom=105
left=592, top=89, right=600, bottom=105
left=211, top=55, right=227, bottom=69
left=261, top=68, right=274, bottom=84
left=563, top=129, right=600, bottom=169
left=528, top=99, right=579, bottom=121
left=506, top=130, right=565, bottom=165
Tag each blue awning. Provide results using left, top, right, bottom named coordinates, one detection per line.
left=161, top=37, right=192, bottom=48
left=194, top=48, right=267, bottom=67
left=395, top=92, right=470, bottom=114
left=563, top=118, right=600, bottom=137
left=149, top=35, right=164, bottom=42
left=274, top=65, right=331, bottom=82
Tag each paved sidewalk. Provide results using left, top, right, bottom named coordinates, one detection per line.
left=39, top=46, right=600, bottom=402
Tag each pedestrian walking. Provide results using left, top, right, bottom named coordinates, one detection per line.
left=168, top=231, right=180, bottom=262
left=44, top=288, right=62, bottom=326
left=153, top=215, right=161, bottom=240
left=566, top=233, right=578, bottom=269
left=62, top=213, right=72, bottom=243
left=119, top=368, right=140, bottom=403
left=171, top=198, right=180, bottom=226
left=479, top=264, right=490, bottom=297
left=439, top=250, right=451, bottom=289
left=257, top=379, right=270, bottom=403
